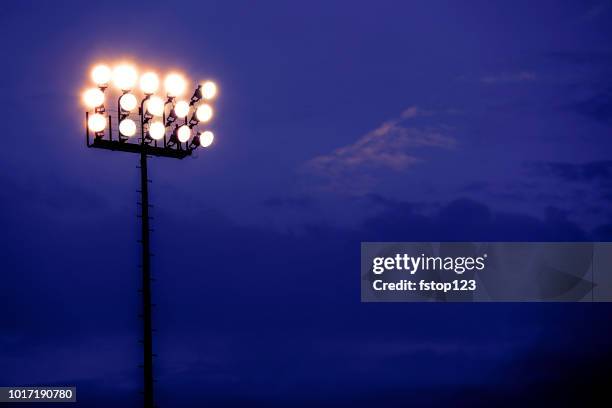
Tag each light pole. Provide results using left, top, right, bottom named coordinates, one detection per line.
left=82, top=62, right=217, bottom=408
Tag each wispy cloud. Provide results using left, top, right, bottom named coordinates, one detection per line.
left=480, top=71, right=536, bottom=84
left=301, top=107, right=456, bottom=194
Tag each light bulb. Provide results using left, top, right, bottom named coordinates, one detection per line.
left=149, top=121, right=165, bottom=140
left=174, top=100, right=190, bottom=118
left=113, top=64, right=138, bottom=91
left=177, top=125, right=191, bottom=143
left=199, top=131, right=214, bottom=147
left=119, top=119, right=137, bottom=137
left=146, top=96, right=165, bottom=116
left=164, top=73, right=186, bottom=97
left=196, top=104, right=213, bottom=122
left=140, top=72, right=159, bottom=94
left=83, top=88, right=105, bottom=108
left=88, top=113, right=106, bottom=133
left=91, top=64, right=112, bottom=86
left=120, top=93, right=137, bottom=111
left=201, top=81, right=217, bottom=100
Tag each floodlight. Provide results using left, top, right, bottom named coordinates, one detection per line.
left=201, top=81, right=217, bottom=100
left=119, top=119, right=137, bottom=137
left=164, top=73, right=186, bottom=97
left=83, top=88, right=105, bottom=108
left=174, top=101, right=190, bottom=118
left=113, top=64, right=138, bottom=91
left=196, top=104, right=213, bottom=122
left=91, top=64, right=112, bottom=86
left=120, top=93, right=138, bottom=111
left=177, top=125, right=191, bottom=143
left=199, top=130, right=214, bottom=147
left=146, top=96, right=165, bottom=116
left=88, top=113, right=106, bottom=132
left=149, top=121, right=165, bottom=140
left=140, top=72, right=159, bottom=94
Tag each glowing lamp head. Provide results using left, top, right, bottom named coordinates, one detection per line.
left=88, top=113, right=106, bottom=133
left=120, top=93, right=138, bottom=111
left=119, top=119, right=137, bottom=137
left=148, top=121, right=165, bottom=140
left=177, top=125, right=191, bottom=143
left=83, top=88, right=105, bottom=109
left=164, top=73, right=186, bottom=97
left=199, top=131, right=214, bottom=147
left=140, top=72, right=159, bottom=94
left=174, top=101, right=190, bottom=118
left=196, top=104, right=213, bottom=122
left=113, top=64, right=138, bottom=91
left=201, top=81, right=217, bottom=100
left=146, top=96, right=165, bottom=116
left=91, top=64, right=112, bottom=86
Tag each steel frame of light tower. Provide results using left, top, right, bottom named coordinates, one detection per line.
left=85, top=104, right=195, bottom=408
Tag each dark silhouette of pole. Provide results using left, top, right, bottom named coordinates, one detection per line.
left=140, top=148, right=154, bottom=408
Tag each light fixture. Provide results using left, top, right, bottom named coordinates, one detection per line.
left=148, top=121, right=165, bottom=140
left=177, top=125, right=191, bottom=143
left=201, top=81, right=217, bottom=100
left=196, top=104, right=213, bottom=122
left=174, top=101, right=190, bottom=118
left=199, top=131, right=214, bottom=147
left=88, top=113, right=106, bottom=132
left=146, top=96, right=165, bottom=116
left=91, top=64, right=112, bottom=86
left=120, top=93, right=138, bottom=111
left=82, top=59, right=221, bottom=408
left=164, top=73, right=186, bottom=97
left=119, top=119, right=137, bottom=137
left=113, top=64, right=138, bottom=91
left=84, top=61, right=219, bottom=147
left=140, top=72, right=159, bottom=94
left=83, top=88, right=105, bottom=108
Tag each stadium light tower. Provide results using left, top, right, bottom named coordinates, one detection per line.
left=82, top=61, right=218, bottom=408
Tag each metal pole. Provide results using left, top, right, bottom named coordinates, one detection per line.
left=140, top=149, right=154, bottom=408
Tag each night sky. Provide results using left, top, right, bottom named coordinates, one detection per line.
left=1, top=0, right=612, bottom=406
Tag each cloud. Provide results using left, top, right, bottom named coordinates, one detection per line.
left=262, top=195, right=314, bottom=209
left=531, top=160, right=612, bottom=184
left=571, top=87, right=612, bottom=123
left=546, top=51, right=612, bottom=66
left=2, top=185, right=611, bottom=406
left=480, top=71, right=536, bottom=84
left=301, top=107, right=455, bottom=194
left=362, top=197, right=588, bottom=241
left=545, top=50, right=612, bottom=123
left=522, top=160, right=612, bottom=224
